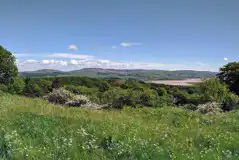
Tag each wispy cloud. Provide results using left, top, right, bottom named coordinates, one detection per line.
left=68, top=44, right=78, bottom=51
left=48, top=53, right=94, bottom=60
left=224, top=57, right=228, bottom=61
left=111, top=42, right=142, bottom=49
left=120, top=42, right=142, bottom=47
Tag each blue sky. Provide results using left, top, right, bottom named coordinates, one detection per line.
left=1, top=0, right=238, bottom=71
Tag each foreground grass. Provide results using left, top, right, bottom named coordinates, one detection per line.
left=0, top=92, right=239, bottom=160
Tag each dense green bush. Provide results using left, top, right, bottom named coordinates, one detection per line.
left=199, top=78, right=230, bottom=103
left=0, top=84, right=8, bottom=92
left=222, top=93, right=239, bottom=111
left=99, top=87, right=124, bottom=108
left=29, top=76, right=111, bottom=93
left=8, top=77, right=25, bottom=94
left=24, top=82, right=42, bottom=97
left=172, top=88, right=192, bottom=105
left=23, top=79, right=52, bottom=97
left=155, top=87, right=168, bottom=96
left=98, top=81, right=111, bottom=92
left=136, top=88, right=158, bottom=107
left=52, top=77, right=61, bottom=89
left=100, top=87, right=161, bottom=109
left=44, top=76, right=111, bottom=90
left=65, top=85, right=98, bottom=96
left=120, top=80, right=144, bottom=91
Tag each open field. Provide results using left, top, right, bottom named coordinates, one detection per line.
left=147, top=78, right=202, bottom=86
left=0, top=92, right=239, bottom=159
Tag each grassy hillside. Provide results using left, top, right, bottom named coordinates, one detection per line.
left=19, top=68, right=217, bottom=80
left=1, top=92, right=239, bottom=160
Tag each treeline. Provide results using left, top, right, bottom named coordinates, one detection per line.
left=1, top=75, right=239, bottom=113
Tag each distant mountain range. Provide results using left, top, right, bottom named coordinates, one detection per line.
left=19, top=68, right=217, bottom=80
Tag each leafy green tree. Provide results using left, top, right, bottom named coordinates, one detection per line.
left=0, top=45, right=18, bottom=84
left=217, top=62, right=239, bottom=95
left=199, top=78, right=238, bottom=111
left=199, top=78, right=229, bottom=103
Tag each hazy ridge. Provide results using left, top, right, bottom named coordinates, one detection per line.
left=19, top=68, right=217, bottom=80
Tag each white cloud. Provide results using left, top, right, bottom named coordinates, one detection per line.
left=120, top=42, right=142, bottom=47
left=224, top=57, right=228, bottom=61
left=42, top=60, right=55, bottom=64
left=16, top=59, right=218, bottom=72
left=68, top=44, right=78, bottom=51
left=48, top=53, right=94, bottom=60
left=26, top=60, right=37, bottom=63
left=69, top=60, right=79, bottom=65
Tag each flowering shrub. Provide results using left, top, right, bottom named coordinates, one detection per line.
left=197, top=102, right=223, bottom=115
left=43, top=88, right=105, bottom=108
left=65, top=95, right=89, bottom=107
left=43, top=88, right=75, bottom=104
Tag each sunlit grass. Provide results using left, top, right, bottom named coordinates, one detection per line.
left=0, top=92, right=239, bottom=159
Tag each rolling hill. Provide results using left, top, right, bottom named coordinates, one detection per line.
left=19, top=68, right=217, bottom=80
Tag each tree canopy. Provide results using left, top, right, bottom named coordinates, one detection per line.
left=0, top=45, right=18, bottom=84
left=217, top=62, right=239, bottom=95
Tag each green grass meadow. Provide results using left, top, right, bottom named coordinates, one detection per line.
left=0, top=92, right=239, bottom=160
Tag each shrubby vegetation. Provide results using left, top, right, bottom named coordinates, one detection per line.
left=199, top=78, right=239, bottom=111
left=6, top=74, right=236, bottom=113
left=64, top=85, right=98, bottom=96
left=7, top=77, right=25, bottom=94
left=1, top=68, right=239, bottom=113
